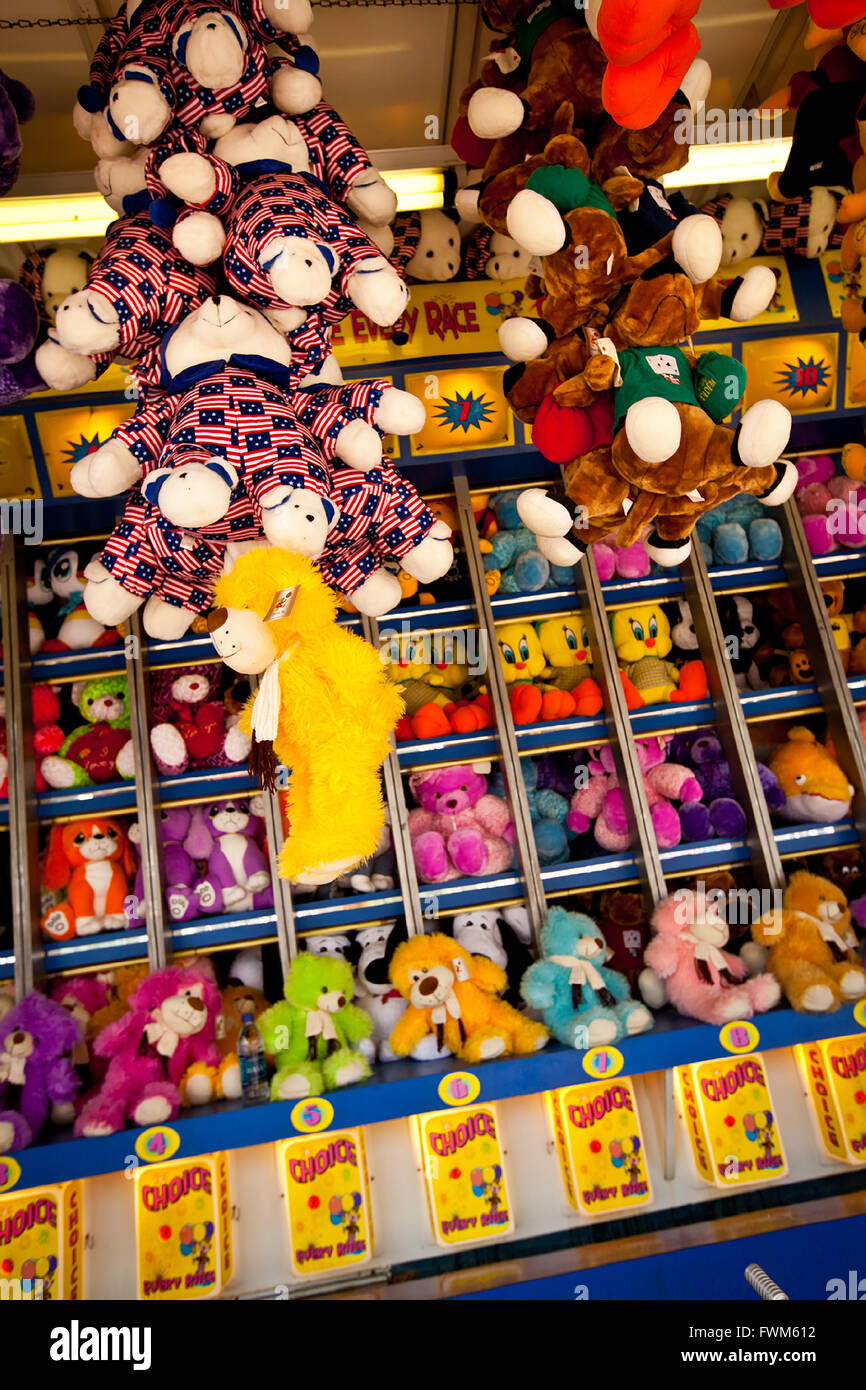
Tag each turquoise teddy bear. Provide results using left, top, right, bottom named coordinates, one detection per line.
left=484, top=489, right=573, bottom=594
left=520, top=906, right=652, bottom=1049
left=490, top=761, right=571, bottom=866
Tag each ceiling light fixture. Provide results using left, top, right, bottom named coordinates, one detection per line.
left=662, top=138, right=792, bottom=191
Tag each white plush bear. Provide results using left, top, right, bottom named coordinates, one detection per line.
left=141, top=457, right=240, bottom=527
left=399, top=209, right=462, bottom=283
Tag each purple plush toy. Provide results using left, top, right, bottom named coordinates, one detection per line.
left=0, top=991, right=82, bottom=1154
left=184, top=800, right=274, bottom=915
left=127, top=808, right=201, bottom=925
left=0, top=68, right=35, bottom=196
left=0, top=279, right=44, bottom=405
left=669, top=730, right=784, bottom=842
left=407, top=763, right=513, bottom=883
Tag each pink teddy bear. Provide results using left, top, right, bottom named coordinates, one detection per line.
left=407, top=763, right=513, bottom=883
left=640, top=888, right=781, bottom=1025
left=74, top=963, right=222, bottom=1137
left=567, top=737, right=702, bottom=851
left=795, top=454, right=866, bottom=555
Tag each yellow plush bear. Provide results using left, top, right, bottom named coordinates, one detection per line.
left=752, top=870, right=866, bottom=1013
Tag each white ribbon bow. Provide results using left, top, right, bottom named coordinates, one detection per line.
left=250, top=657, right=283, bottom=744
left=815, top=918, right=851, bottom=958
left=549, top=954, right=608, bottom=994
left=305, top=1010, right=338, bottom=1042
left=681, top=931, right=730, bottom=978
left=431, top=990, right=462, bottom=1029
left=145, top=1018, right=180, bottom=1057
left=0, top=1049, right=27, bottom=1086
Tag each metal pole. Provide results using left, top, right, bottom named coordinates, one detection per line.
left=361, top=615, right=424, bottom=939
left=124, top=610, right=168, bottom=971
left=780, top=498, right=866, bottom=847
left=682, top=545, right=785, bottom=891
left=1, top=534, right=42, bottom=994
left=452, top=466, right=548, bottom=949
left=255, top=772, right=298, bottom=979
left=745, top=1263, right=789, bottom=1301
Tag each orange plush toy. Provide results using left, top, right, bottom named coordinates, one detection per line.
left=41, top=818, right=136, bottom=940
left=591, top=0, right=704, bottom=129
left=752, top=870, right=866, bottom=1012
left=388, top=933, right=549, bottom=1061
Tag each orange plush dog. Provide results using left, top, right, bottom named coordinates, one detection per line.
left=388, top=932, right=548, bottom=1061
left=41, top=817, right=135, bottom=940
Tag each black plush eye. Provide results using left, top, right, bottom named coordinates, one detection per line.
left=209, top=807, right=219, bottom=818
left=426, top=250, right=434, bottom=258
left=74, top=833, right=85, bottom=845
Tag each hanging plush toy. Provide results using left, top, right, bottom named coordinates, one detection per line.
left=208, top=547, right=404, bottom=885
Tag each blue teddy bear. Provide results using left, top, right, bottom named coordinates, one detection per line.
left=695, top=495, right=782, bottom=567
left=520, top=906, right=652, bottom=1049
left=490, top=760, right=572, bottom=866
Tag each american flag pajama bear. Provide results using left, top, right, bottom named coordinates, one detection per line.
left=318, top=464, right=436, bottom=596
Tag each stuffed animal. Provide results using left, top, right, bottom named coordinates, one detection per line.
left=611, top=603, right=707, bottom=708
left=0, top=992, right=82, bottom=1154
left=567, top=736, right=703, bottom=851
left=74, top=963, right=224, bottom=1136
left=209, top=548, right=404, bottom=885
left=0, top=67, right=35, bottom=194
left=520, top=905, right=652, bottom=1048
left=49, top=975, right=113, bottom=1096
left=769, top=727, right=855, bottom=822
left=668, top=728, right=785, bottom=840
left=388, top=931, right=548, bottom=1061
left=149, top=664, right=251, bottom=773
left=407, top=763, right=514, bottom=883
left=39, top=544, right=122, bottom=652
left=41, top=818, right=137, bottom=941
left=193, top=980, right=270, bottom=1101
left=489, top=757, right=572, bottom=866
left=596, top=890, right=649, bottom=987
left=695, top=495, right=783, bottom=566
left=482, top=493, right=572, bottom=596
left=182, top=799, right=274, bottom=915
left=40, top=675, right=134, bottom=789
left=536, top=616, right=603, bottom=710
left=762, top=41, right=865, bottom=201
left=0, top=685, right=64, bottom=797
left=389, top=209, right=463, bottom=282
left=640, top=888, right=782, bottom=1024
left=129, top=806, right=202, bottom=923
left=257, top=952, right=372, bottom=1098
left=452, top=906, right=534, bottom=1007
left=751, top=870, right=866, bottom=1012
left=701, top=190, right=845, bottom=261
left=349, top=922, right=446, bottom=1062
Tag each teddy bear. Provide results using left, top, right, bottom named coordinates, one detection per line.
left=0, top=278, right=46, bottom=405
left=0, top=991, right=82, bottom=1154
left=41, top=817, right=138, bottom=941
left=596, top=890, right=649, bottom=987
left=407, top=763, right=514, bottom=883
left=762, top=39, right=865, bottom=202
left=40, top=675, right=135, bottom=790
left=49, top=974, right=113, bottom=1097
left=640, top=887, right=782, bottom=1024
left=489, top=757, right=572, bottom=865
left=700, top=190, right=844, bottom=262
left=463, top=224, right=538, bottom=281
left=668, top=728, right=785, bottom=840
left=257, top=952, right=372, bottom=1098
left=74, top=963, right=224, bottom=1136
left=0, top=684, right=64, bottom=797
left=346, top=922, right=447, bottom=1062
left=769, top=727, right=855, bottom=823
left=208, top=548, right=404, bottom=885
left=184, top=978, right=270, bottom=1102
left=520, top=905, right=652, bottom=1048
left=388, top=930, right=548, bottom=1061
left=0, top=66, right=35, bottom=195
left=182, top=799, right=274, bottom=915
left=88, top=963, right=151, bottom=1036
left=128, top=806, right=201, bottom=923
left=750, top=869, right=866, bottom=1013
left=567, top=736, right=703, bottom=851
left=694, top=494, right=783, bottom=566
left=149, top=664, right=251, bottom=773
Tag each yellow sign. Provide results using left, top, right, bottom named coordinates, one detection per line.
left=0, top=1157, right=21, bottom=1194
left=547, top=1078, right=653, bottom=1217
left=331, top=278, right=535, bottom=368
left=38, top=402, right=135, bottom=497
left=405, top=366, right=514, bottom=455
left=583, top=1045, right=624, bottom=1079
left=437, top=1071, right=481, bottom=1107
left=279, top=1127, right=373, bottom=1277
left=699, top=256, right=798, bottom=332
left=845, top=332, right=866, bottom=409
left=819, top=247, right=858, bottom=318
left=855, top=999, right=866, bottom=1028
left=0, top=1181, right=83, bottom=1300
left=135, top=1125, right=181, bottom=1164
left=677, top=1053, right=787, bottom=1188
left=134, top=1153, right=231, bottom=1300
left=798, top=1036, right=866, bottom=1165
left=290, top=1097, right=335, bottom=1133
left=719, top=1020, right=761, bottom=1054
left=416, top=1103, right=513, bottom=1247
left=742, top=333, right=837, bottom=413
left=0, top=416, right=40, bottom=500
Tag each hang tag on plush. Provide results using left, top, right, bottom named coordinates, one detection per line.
left=590, top=335, right=623, bottom=385
left=178, top=532, right=197, bottom=551
left=490, top=46, right=520, bottom=73
left=685, top=489, right=704, bottom=502
left=452, top=957, right=471, bottom=982
left=265, top=586, right=299, bottom=622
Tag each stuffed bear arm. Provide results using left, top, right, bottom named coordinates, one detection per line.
left=642, top=935, right=680, bottom=979
left=645, top=763, right=702, bottom=804
left=468, top=954, right=509, bottom=996
left=474, top=793, right=511, bottom=838
left=600, top=173, right=646, bottom=211
left=569, top=776, right=609, bottom=822
left=45, top=1055, right=81, bottom=1106
left=337, top=1003, right=372, bottom=1044
left=407, top=806, right=436, bottom=836
left=389, top=1005, right=431, bottom=1056
left=519, top=959, right=559, bottom=1010
left=92, top=1009, right=148, bottom=1057
left=553, top=356, right=617, bottom=406
left=751, top=910, right=785, bottom=947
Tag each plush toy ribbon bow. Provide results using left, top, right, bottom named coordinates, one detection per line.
left=430, top=990, right=466, bottom=1051
left=680, top=932, right=735, bottom=986
left=145, top=1018, right=180, bottom=1057
left=549, top=953, right=615, bottom=1008
left=305, top=1010, right=338, bottom=1042
left=0, top=1048, right=27, bottom=1086
left=806, top=913, right=852, bottom=961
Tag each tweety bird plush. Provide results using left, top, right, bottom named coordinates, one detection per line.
left=208, top=549, right=404, bottom=887
left=611, top=604, right=707, bottom=709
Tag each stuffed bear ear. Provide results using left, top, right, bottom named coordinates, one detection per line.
left=205, top=457, right=239, bottom=491
left=321, top=497, right=341, bottom=530
left=315, top=243, right=337, bottom=274
left=141, top=468, right=170, bottom=504
left=754, top=201, right=769, bottom=225
left=381, top=919, right=409, bottom=970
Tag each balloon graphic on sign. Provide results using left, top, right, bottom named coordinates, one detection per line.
left=180, top=1221, right=213, bottom=1257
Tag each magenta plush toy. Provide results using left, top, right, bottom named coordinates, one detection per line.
left=640, top=888, right=781, bottom=1025
left=184, top=799, right=274, bottom=915
left=795, top=455, right=866, bottom=555
left=407, top=763, right=513, bottom=883
left=0, top=992, right=82, bottom=1153
left=49, top=974, right=112, bottom=1096
left=150, top=664, right=250, bottom=774
left=74, top=963, right=222, bottom=1137
left=592, top=534, right=651, bottom=582
left=567, top=738, right=702, bottom=851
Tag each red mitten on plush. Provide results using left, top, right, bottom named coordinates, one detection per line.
left=602, top=23, right=701, bottom=127
left=596, top=0, right=701, bottom=66
left=532, top=394, right=596, bottom=464
left=540, top=689, right=577, bottom=721
left=510, top=684, right=543, bottom=725
left=620, top=670, right=645, bottom=709
left=411, top=703, right=453, bottom=739
left=669, top=660, right=708, bottom=703
left=573, top=677, right=604, bottom=717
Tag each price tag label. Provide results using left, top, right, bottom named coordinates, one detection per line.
left=135, top=1125, right=181, bottom=1164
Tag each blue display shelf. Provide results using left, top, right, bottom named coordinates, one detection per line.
left=8, top=1000, right=861, bottom=1191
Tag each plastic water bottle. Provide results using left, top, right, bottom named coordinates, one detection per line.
left=237, top=1014, right=269, bottom=1102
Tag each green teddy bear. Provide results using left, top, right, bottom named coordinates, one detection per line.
left=39, top=674, right=134, bottom=789
left=258, top=954, right=372, bottom=1100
